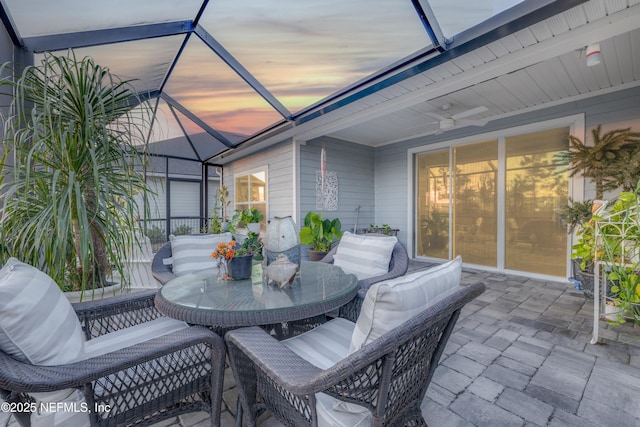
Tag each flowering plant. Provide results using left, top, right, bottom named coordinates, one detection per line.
left=211, top=241, right=238, bottom=279
left=211, top=241, right=238, bottom=261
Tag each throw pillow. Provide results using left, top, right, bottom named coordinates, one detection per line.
left=332, top=232, right=397, bottom=280
left=349, top=256, right=462, bottom=353
left=170, top=232, right=232, bottom=276
left=0, top=258, right=84, bottom=365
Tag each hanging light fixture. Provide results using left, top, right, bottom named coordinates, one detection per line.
left=586, top=43, right=602, bottom=67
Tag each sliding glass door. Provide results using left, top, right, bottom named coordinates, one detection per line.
left=504, top=128, right=569, bottom=276
left=416, top=127, right=569, bottom=276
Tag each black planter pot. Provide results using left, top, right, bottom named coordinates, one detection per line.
left=572, top=258, right=616, bottom=299
left=228, top=255, right=253, bottom=280
left=308, top=250, right=328, bottom=262
left=574, top=267, right=594, bottom=299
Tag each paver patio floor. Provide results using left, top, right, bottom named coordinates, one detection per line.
left=3, top=262, right=638, bottom=427
left=167, top=262, right=640, bottom=427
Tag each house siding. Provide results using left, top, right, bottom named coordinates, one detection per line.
left=374, top=86, right=640, bottom=249
left=224, top=140, right=295, bottom=222
left=299, top=137, right=375, bottom=233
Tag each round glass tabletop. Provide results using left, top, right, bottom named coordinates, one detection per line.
left=155, top=261, right=358, bottom=327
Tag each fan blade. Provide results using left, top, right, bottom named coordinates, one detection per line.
left=456, top=118, right=488, bottom=127
left=451, top=106, right=488, bottom=120
left=424, top=111, right=446, bottom=121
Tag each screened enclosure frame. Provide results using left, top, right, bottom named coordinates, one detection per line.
left=0, top=0, right=587, bottom=165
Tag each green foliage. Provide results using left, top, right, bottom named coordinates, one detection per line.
left=214, top=184, right=230, bottom=221
left=559, top=199, right=594, bottom=234
left=365, top=224, right=397, bottom=236
left=299, top=211, right=343, bottom=252
left=0, top=52, right=153, bottom=294
left=592, top=183, right=640, bottom=326
left=172, top=224, right=193, bottom=236
left=146, top=226, right=166, bottom=244
left=229, top=208, right=264, bottom=232
left=571, top=217, right=597, bottom=271
left=237, top=232, right=263, bottom=258
left=560, top=125, right=640, bottom=199
left=207, top=216, right=222, bottom=234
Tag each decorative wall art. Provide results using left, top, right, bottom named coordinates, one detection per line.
left=316, top=142, right=338, bottom=210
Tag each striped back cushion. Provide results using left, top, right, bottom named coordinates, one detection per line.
left=332, top=232, right=397, bottom=280
left=0, top=258, right=84, bottom=365
left=349, top=256, right=462, bottom=353
left=170, top=233, right=233, bottom=276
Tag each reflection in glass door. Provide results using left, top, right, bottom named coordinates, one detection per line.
left=416, top=127, right=569, bottom=277
left=505, top=128, right=569, bottom=276
left=452, top=140, right=498, bottom=267
left=416, top=150, right=450, bottom=258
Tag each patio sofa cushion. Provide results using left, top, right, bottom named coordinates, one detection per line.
left=0, top=257, right=84, bottom=366
left=83, top=317, right=189, bottom=359
left=169, top=232, right=232, bottom=276
left=349, top=256, right=462, bottom=353
left=332, top=232, right=398, bottom=280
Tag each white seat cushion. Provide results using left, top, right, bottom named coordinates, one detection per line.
left=0, top=258, right=84, bottom=365
left=33, top=317, right=190, bottom=427
left=281, top=318, right=371, bottom=427
left=332, top=232, right=397, bottom=280
left=282, top=317, right=354, bottom=369
left=169, top=232, right=232, bottom=276
left=349, top=256, right=462, bottom=353
left=83, top=317, right=189, bottom=359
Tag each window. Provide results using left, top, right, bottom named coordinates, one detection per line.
left=234, top=168, right=267, bottom=230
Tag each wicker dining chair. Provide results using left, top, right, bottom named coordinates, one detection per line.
left=0, top=290, right=226, bottom=427
left=320, top=236, right=409, bottom=322
left=226, top=281, right=485, bottom=427
left=151, top=241, right=175, bottom=285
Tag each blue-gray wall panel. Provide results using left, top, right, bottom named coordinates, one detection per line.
left=299, top=137, right=375, bottom=234
left=374, top=86, right=640, bottom=249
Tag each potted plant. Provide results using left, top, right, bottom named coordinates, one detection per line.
left=361, top=223, right=399, bottom=236
left=206, top=216, right=223, bottom=234
left=594, top=187, right=640, bottom=325
left=0, top=52, right=153, bottom=299
left=299, top=211, right=343, bottom=261
left=560, top=125, right=640, bottom=296
left=210, top=236, right=260, bottom=280
left=216, top=184, right=231, bottom=231
left=229, top=208, right=264, bottom=234
left=241, top=231, right=264, bottom=261
left=563, top=125, right=640, bottom=199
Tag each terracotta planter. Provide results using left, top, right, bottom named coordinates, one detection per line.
left=308, top=249, right=328, bottom=261
left=228, top=255, right=253, bottom=280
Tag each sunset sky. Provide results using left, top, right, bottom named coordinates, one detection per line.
left=15, top=0, right=524, bottom=142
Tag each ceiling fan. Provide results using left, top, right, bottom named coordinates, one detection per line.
left=425, top=103, right=489, bottom=134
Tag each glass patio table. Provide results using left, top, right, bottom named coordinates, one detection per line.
left=154, top=261, right=358, bottom=330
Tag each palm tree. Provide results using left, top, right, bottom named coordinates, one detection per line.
left=563, top=125, right=640, bottom=199
left=0, top=51, right=153, bottom=296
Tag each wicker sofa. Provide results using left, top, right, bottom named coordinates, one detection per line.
left=0, top=289, right=226, bottom=427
